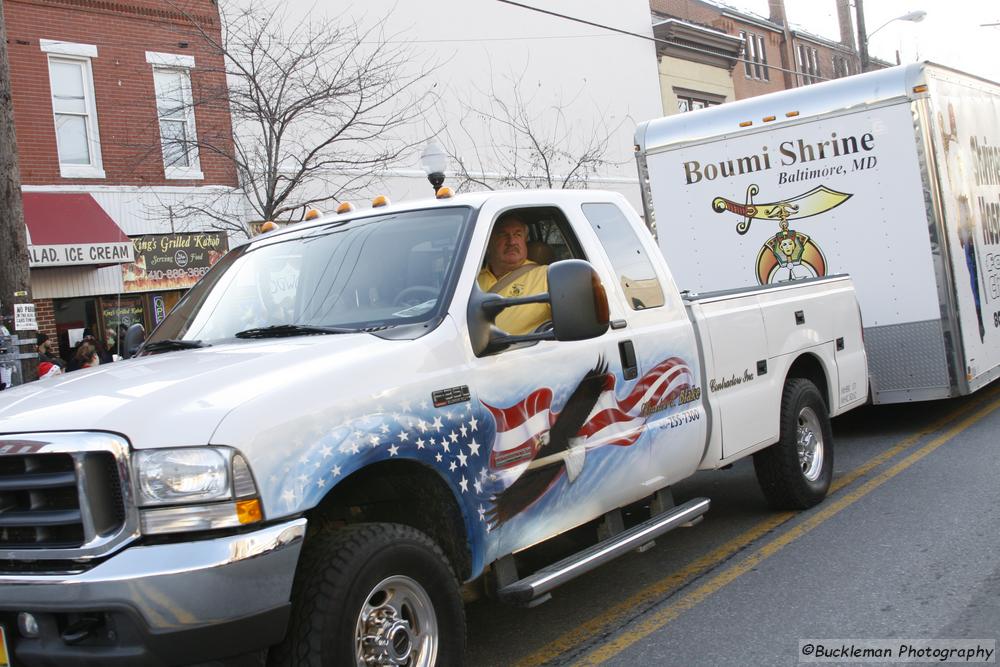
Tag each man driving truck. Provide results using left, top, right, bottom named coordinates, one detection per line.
left=476, top=213, right=552, bottom=335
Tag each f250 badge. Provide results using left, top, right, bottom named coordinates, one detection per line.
left=712, top=184, right=851, bottom=284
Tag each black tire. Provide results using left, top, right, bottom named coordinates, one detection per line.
left=268, top=523, right=465, bottom=667
left=753, top=378, right=833, bottom=510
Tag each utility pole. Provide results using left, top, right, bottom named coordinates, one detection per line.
left=856, top=0, right=870, bottom=73
left=0, top=0, right=38, bottom=385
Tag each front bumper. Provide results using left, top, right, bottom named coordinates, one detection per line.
left=0, top=518, right=306, bottom=666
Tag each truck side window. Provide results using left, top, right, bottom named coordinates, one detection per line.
left=581, top=203, right=665, bottom=310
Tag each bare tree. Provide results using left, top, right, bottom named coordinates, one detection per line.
left=442, top=69, right=625, bottom=193
left=154, top=2, right=435, bottom=236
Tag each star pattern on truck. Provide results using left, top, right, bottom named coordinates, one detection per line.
left=274, top=399, right=498, bottom=528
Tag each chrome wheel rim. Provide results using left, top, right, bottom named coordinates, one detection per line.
left=356, top=575, right=438, bottom=666
left=796, top=406, right=824, bottom=482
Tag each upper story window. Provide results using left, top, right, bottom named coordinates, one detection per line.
left=147, top=52, right=203, bottom=180
left=41, top=40, right=104, bottom=179
left=739, top=31, right=769, bottom=81
left=797, top=44, right=822, bottom=85
left=581, top=203, right=664, bottom=311
left=675, top=91, right=722, bottom=114
left=832, top=55, right=852, bottom=79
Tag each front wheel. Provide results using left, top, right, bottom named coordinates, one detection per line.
left=269, top=523, right=465, bottom=667
left=753, top=378, right=833, bottom=509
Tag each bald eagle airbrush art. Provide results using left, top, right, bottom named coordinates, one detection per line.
left=483, top=356, right=695, bottom=527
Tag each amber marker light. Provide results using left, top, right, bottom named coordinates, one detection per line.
left=259, top=221, right=278, bottom=234
left=236, top=499, right=263, bottom=524
left=336, top=201, right=355, bottom=214
left=739, top=120, right=753, bottom=127
left=435, top=187, right=454, bottom=199
left=912, top=84, right=928, bottom=94
left=763, top=115, right=776, bottom=123
left=372, top=195, right=391, bottom=208
left=304, top=208, right=322, bottom=221
left=786, top=111, right=800, bottom=118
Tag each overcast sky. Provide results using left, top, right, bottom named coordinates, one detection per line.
left=723, top=0, right=1000, bottom=82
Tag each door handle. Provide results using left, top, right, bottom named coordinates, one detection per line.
left=619, top=340, right=638, bottom=380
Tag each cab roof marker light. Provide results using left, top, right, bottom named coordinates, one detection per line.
left=304, top=208, right=322, bottom=221
left=763, top=115, right=776, bottom=123
left=786, top=111, right=800, bottom=117
left=336, top=201, right=355, bottom=214
left=913, top=84, right=928, bottom=94
left=259, top=221, right=278, bottom=234
left=739, top=120, right=753, bottom=127
left=372, top=195, right=391, bottom=208
left=436, top=187, right=454, bottom=199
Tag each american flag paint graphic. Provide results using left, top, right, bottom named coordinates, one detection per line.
left=264, top=356, right=694, bottom=557
left=484, top=358, right=693, bottom=470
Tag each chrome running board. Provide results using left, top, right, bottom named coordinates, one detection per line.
left=498, top=497, right=710, bottom=605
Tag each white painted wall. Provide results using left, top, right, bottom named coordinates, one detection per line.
left=248, top=0, right=664, bottom=211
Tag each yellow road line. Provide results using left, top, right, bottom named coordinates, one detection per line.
left=573, top=392, right=1000, bottom=666
left=517, top=388, right=996, bottom=667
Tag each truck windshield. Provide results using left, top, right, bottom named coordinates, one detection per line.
left=147, top=207, right=472, bottom=343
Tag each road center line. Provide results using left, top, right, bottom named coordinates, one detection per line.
left=518, top=385, right=1000, bottom=666
left=571, top=393, right=1000, bottom=666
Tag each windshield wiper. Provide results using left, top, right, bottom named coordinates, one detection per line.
left=234, top=324, right=358, bottom=339
left=141, top=339, right=210, bottom=353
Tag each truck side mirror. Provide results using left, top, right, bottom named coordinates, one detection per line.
left=547, top=259, right=610, bottom=341
left=122, top=323, right=146, bottom=359
left=467, top=259, right=610, bottom=356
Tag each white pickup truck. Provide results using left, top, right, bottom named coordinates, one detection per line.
left=0, top=189, right=867, bottom=666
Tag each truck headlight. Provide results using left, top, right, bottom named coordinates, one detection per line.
left=134, top=448, right=230, bottom=506
left=133, top=448, right=264, bottom=535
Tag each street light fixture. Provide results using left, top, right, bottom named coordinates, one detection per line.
left=859, top=7, right=927, bottom=72
left=420, top=140, right=447, bottom=193
left=866, top=10, right=927, bottom=44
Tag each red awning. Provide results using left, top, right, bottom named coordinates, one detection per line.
left=23, top=193, right=134, bottom=268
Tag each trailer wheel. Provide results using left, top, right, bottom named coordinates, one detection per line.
left=269, top=523, right=465, bottom=667
left=753, top=378, right=833, bottom=509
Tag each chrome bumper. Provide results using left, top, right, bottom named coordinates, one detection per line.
left=0, top=518, right=306, bottom=633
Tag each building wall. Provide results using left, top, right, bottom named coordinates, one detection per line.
left=659, top=56, right=734, bottom=113
left=730, top=28, right=786, bottom=99
left=270, top=0, right=665, bottom=210
left=3, top=0, right=236, bottom=188
left=651, top=0, right=861, bottom=102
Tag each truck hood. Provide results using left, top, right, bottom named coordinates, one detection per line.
left=0, top=335, right=388, bottom=448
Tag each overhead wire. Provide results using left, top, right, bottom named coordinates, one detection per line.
left=494, top=0, right=834, bottom=82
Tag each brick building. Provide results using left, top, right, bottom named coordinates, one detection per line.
left=4, top=0, right=239, bottom=360
left=650, top=0, right=864, bottom=116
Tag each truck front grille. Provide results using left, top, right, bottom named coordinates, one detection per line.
left=0, top=451, right=124, bottom=549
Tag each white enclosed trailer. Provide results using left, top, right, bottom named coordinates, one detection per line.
left=636, top=62, right=1000, bottom=403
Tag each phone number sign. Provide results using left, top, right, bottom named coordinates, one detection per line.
left=122, top=232, right=228, bottom=293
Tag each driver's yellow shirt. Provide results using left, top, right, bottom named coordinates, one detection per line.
left=477, top=261, right=551, bottom=335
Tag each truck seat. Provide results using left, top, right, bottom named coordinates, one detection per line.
left=527, top=240, right=555, bottom=265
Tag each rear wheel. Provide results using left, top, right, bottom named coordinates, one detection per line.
left=269, top=523, right=465, bottom=667
left=753, top=378, right=833, bottom=509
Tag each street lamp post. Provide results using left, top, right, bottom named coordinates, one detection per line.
left=420, top=140, right=448, bottom=193
left=857, top=4, right=927, bottom=72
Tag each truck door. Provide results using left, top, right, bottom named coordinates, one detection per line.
left=577, top=201, right=707, bottom=489
left=462, top=201, right=653, bottom=555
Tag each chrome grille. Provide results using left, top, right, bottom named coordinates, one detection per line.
left=0, top=452, right=85, bottom=547
left=0, top=433, right=139, bottom=563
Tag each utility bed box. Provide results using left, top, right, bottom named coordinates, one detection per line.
left=636, top=62, right=1000, bottom=403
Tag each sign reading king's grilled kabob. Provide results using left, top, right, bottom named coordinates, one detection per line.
left=121, top=232, right=228, bottom=292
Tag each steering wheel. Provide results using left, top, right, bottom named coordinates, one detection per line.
left=393, top=285, right=438, bottom=307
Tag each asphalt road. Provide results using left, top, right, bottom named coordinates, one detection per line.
left=465, top=383, right=1000, bottom=666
